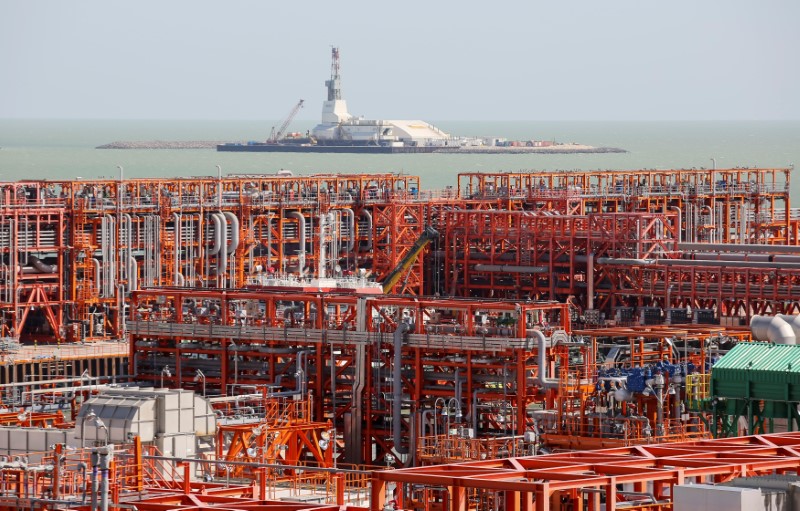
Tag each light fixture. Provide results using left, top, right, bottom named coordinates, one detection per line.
left=246, top=447, right=258, bottom=458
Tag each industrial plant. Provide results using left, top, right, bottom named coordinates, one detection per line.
left=1, top=165, right=799, bottom=510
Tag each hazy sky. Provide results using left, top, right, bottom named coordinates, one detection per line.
left=1, top=0, right=798, bottom=121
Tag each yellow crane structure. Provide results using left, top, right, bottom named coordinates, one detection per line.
left=381, top=225, right=438, bottom=293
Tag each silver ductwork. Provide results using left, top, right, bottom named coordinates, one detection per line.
left=777, top=315, right=800, bottom=342
left=750, top=315, right=796, bottom=344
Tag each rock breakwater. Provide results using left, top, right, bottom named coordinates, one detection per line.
left=97, top=141, right=224, bottom=149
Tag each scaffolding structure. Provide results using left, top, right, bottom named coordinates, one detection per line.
left=372, top=431, right=800, bottom=511
left=127, top=286, right=753, bottom=467
left=0, top=173, right=436, bottom=342
left=0, top=167, right=797, bottom=343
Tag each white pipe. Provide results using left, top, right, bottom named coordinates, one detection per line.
left=91, top=258, right=101, bottom=294
left=661, top=259, right=800, bottom=270
left=474, top=264, right=548, bottom=273
left=670, top=206, right=682, bottom=244
left=750, top=315, right=796, bottom=344
left=701, top=205, right=714, bottom=242
left=341, top=208, right=355, bottom=252
left=360, top=210, right=373, bottom=251
left=530, top=329, right=558, bottom=389
left=587, top=252, right=594, bottom=310
left=128, top=256, right=137, bottom=292
left=209, top=213, right=223, bottom=255
left=776, top=315, right=800, bottom=343
left=175, top=273, right=185, bottom=286
left=678, top=243, right=800, bottom=254
left=318, top=213, right=327, bottom=278
left=223, top=212, right=239, bottom=254
left=123, top=213, right=133, bottom=291
left=215, top=213, right=227, bottom=288
left=173, top=212, right=182, bottom=286
left=288, top=211, right=306, bottom=275
left=595, top=257, right=655, bottom=266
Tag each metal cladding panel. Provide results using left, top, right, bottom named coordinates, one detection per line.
left=713, top=342, right=775, bottom=373
left=180, top=407, right=194, bottom=434
left=45, top=430, right=69, bottom=449
left=193, top=395, right=216, bottom=436
left=673, top=484, right=762, bottom=510
left=156, top=436, right=173, bottom=457
left=0, top=428, right=9, bottom=450
left=9, top=429, right=29, bottom=452
left=82, top=395, right=157, bottom=443
left=158, top=393, right=181, bottom=435
left=171, top=433, right=194, bottom=458
left=713, top=343, right=800, bottom=401
left=27, top=429, right=47, bottom=452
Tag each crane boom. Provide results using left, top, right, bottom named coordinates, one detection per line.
left=381, top=226, right=439, bottom=294
left=268, top=99, right=305, bottom=143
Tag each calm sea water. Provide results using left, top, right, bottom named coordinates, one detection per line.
left=1, top=119, right=798, bottom=199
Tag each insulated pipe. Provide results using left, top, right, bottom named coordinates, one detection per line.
left=341, top=208, right=356, bottom=252
left=678, top=242, right=800, bottom=254
left=318, top=213, right=327, bottom=278
left=778, top=315, right=800, bottom=341
left=173, top=212, right=182, bottom=286
left=128, top=256, right=137, bottom=292
left=701, top=205, right=714, bottom=242
left=90, top=463, right=98, bottom=511
left=360, top=210, right=373, bottom=251
left=213, top=213, right=228, bottom=287
left=209, top=213, right=223, bottom=256
left=530, top=329, right=559, bottom=389
left=175, top=273, right=185, bottom=286
left=223, top=212, right=240, bottom=254
left=99, top=451, right=110, bottom=511
left=91, top=258, right=101, bottom=294
left=595, top=257, right=655, bottom=266
left=393, top=321, right=410, bottom=454
left=223, top=212, right=239, bottom=285
left=660, top=259, right=800, bottom=270
left=288, top=211, right=306, bottom=274
left=750, top=315, right=796, bottom=344
left=26, top=255, right=56, bottom=273
left=586, top=252, right=594, bottom=310
left=474, top=264, right=549, bottom=273
left=670, top=206, right=682, bottom=244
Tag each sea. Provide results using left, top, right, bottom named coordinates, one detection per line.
left=1, top=119, right=799, bottom=200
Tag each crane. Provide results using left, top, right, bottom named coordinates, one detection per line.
left=268, top=99, right=305, bottom=143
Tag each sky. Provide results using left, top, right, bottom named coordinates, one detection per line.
left=1, top=0, right=798, bottom=121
